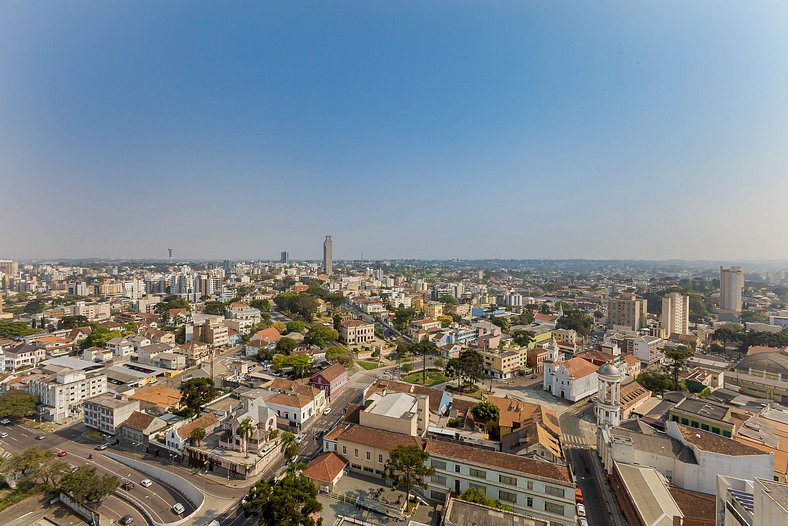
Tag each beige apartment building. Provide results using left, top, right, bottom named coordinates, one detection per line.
left=339, top=319, right=375, bottom=345
left=607, top=294, right=648, bottom=331
left=662, top=292, right=690, bottom=336
left=359, top=392, right=429, bottom=437
left=720, top=266, right=745, bottom=314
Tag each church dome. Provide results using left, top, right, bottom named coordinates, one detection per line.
left=597, top=363, right=621, bottom=378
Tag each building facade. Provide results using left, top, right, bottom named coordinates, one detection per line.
left=607, top=294, right=648, bottom=331
left=83, top=393, right=140, bottom=435
left=662, top=292, right=690, bottom=336
left=720, top=266, right=745, bottom=314
left=29, top=369, right=107, bottom=423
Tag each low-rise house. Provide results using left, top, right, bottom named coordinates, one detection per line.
left=83, top=393, right=140, bottom=435
left=218, top=394, right=277, bottom=455
left=4, top=342, right=46, bottom=371
left=264, top=377, right=327, bottom=413
left=137, top=343, right=175, bottom=365
left=129, top=385, right=182, bottom=415
left=106, top=337, right=135, bottom=358
left=119, top=410, right=168, bottom=449
left=323, top=423, right=423, bottom=477
left=303, top=452, right=348, bottom=492
left=34, top=336, right=74, bottom=357
left=309, top=363, right=349, bottom=401
left=82, top=346, right=114, bottom=363
left=178, top=341, right=211, bottom=366
left=153, top=352, right=186, bottom=370
left=143, top=328, right=176, bottom=345
left=226, top=302, right=262, bottom=325
left=267, top=393, right=316, bottom=431
left=128, top=334, right=152, bottom=350
left=165, top=412, right=220, bottom=452
left=360, top=391, right=429, bottom=437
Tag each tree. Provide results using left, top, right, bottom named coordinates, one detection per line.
left=713, top=324, right=743, bottom=349
left=285, top=321, right=305, bottom=334
left=636, top=370, right=678, bottom=396
left=273, top=354, right=314, bottom=378
left=411, top=341, right=438, bottom=386
left=472, top=401, right=500, bottom=437
left=0, top=391, right=39, bottom=419
left=326, top=346, right=353, bottom=367
left=383, top=445, right=434, bottom=512
left=203, top=301, right=227, bottom=316
left=275, top=337, right=298, bottom=355
left=238, top=418, right=254, bottom=458
left=242, top=471, right=321, bottom=526
left=250, top=299, right=271, bottom=313
left=393, top=306, right=418, bottom=331
left=555, top=308, right=594, bottom=337
left=459, top=487, right=512, bottom=511
left=60, top=465, right=119, bottom=510
left=445, top=358, right=463, bottom=388
left=490, top=316, right=510, bottom=333
left=303, top=324, right=339, bottom=348
left=180, top=377, right=218, bottom=414
left=7, top=447, right=55, bottom=480
left=458, top=349, right=485, bottom=387
left=123, top=322, right=138, bottom=334
left=438, top=294, right=457, bottom=305
left=190, top=426, right=206, bottom=447
left=23, top=298, right=46, bottom=314
left=0, top=319, right=38, bottom=339
left=540, top=303, right=552, bottom=314
left=79, top=327, right=123, bottom=350
left=664, top=346, right=694, bottom=388
left=437, top=315, right=454, bottom=328
left=402, top=363, right=413, bottom=374
left=512, top=330, right=535, bottom=347
left=279, top=432, right=299, bottom=463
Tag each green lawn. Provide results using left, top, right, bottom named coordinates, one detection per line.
left=357, top=360, right=379, bottom=370
left=403, top=369, right=451, bottom=387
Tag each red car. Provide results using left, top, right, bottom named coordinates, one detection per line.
left=57, top=450, right=68, bottom=457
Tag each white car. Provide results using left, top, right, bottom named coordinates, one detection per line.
left=323, top=407, right=332, bottom=415
left=140, top=479, right=152, bottom=487
left=172, top=503, right=185, bottom=514
left=0, top=418, right=10, bottom=425
left=0, top=432, right=8, bottom=438
left=579, top=519, right=589, bottom=526
left=295, top=434, right=304, bottom=445
left=577, top=503, right=586, bottom=517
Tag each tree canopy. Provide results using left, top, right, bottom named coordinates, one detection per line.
left=180, top=377, right=219, bottom=414
left=459, top=487, right=512, bottom=512
left=273, top=354, right=313, bottom=378
left=325, top=346, right=353, bottom=367
left=0, top=390, right=39, bottom=419
left=0, top=319, right=38, bottom=339
left=555, top=308, right=594, bottom=337
left=274, top=293, right=320, bottom=321
left=383, top=445, right=434, bottom=511
left=242, top=470, right=321, bottom=526
left=285, top=321, right=305, bottom=334
left=512, top=329, right=535, bottom=347
left=636, top=370, right=680, bottom=395
left=393, top=306, right=418, bottom=331
left=275, top=337, right=298, bottom=355
left=303, top=324, right=339, bottom=348
left=250, top=299, right=272, bottom=313
left=471, top=401, right=500, bottom=424
left=79, top=327, right=123, bottom=350
left=59, top=465, right=119, bottom=510
left=203, top=301, right=227, bottom=316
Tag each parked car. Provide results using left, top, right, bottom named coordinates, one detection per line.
left=35, top=435, right=45, bottom=440
left=122, top=481, right=135, bottom=491
left=0, top=418, right=10, bottom=425
left=140, top=479, right=152, bottom=487
left=0, top=432, right=8, bottom=438
left=120, top=515, right=134, bottom=525
left=57, top=450, right=68, bottom=457
left=172, top=503, right=185, bottom=514
left=577, top=503, right=586, bottom=517
left=579, top=519, right=589, bottom=526
left=95, top=444, right=107, bottom=450
left=295, top=434, right=304, bottom=445
left=323, top=407, right=332, bottom=415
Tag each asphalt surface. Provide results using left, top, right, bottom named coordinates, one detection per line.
left=0, top=421, right=194, bottom=524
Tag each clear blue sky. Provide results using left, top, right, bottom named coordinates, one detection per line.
left=1, top=1, right=787, bottom=261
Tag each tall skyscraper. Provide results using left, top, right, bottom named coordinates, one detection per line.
left=280, top=251, right=289, bottom=264
left=720, top=266, right=745, bottom=313
left=607, top=294, right=648, bottom=331
left=661, top=292, right=690, bottom=336
left=323, top=236, right=333, bottom=275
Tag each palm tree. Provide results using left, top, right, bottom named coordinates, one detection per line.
left=267, top=428, right=280, bottom=441
left=279, top=432, right=298, bottom=463
left=238, top=418, right=254, bottom=458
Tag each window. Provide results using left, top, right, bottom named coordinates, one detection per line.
left=544, top=485, right=564, bottom=498
left=432, top=459, right=447, bottom=470
left=378, top=454, right=383, bottom=463
left=499, top=474, right=517, bottom=486
left=499, top=490, right=517, bottom=503
left=527, top=480, right=534, bottom=490
left=366, top=451, right=371, bottom=461
left=430, top=474, right=446, bottom=485
left=701, top=423, right=710, bottom=431
left=526, top=497, right=534, bottom=507
left=354, top=449, right=359, bottom=458
left=545, top=502, right=564, bottom=515
left=680, top=417, right=689, bottom=425
left=712, top=427, right=720, bottom=434
left=691, top=421, right=699, bottom=428
left=342, top=446, right=347, bottom=455
left=469, top=468, right=486, bottom=479
left=455, top=465, right=461, bottom=473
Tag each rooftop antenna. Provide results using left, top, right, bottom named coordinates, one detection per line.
left=168, top=248, right=173, bottom=265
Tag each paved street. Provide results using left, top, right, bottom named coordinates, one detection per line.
left=0, top=421, right=194, bottom=525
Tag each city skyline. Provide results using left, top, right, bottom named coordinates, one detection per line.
left=2, top=2, right=788, bottom=261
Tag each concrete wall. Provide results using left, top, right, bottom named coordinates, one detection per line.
left=105, top=451, right=204, bottom=526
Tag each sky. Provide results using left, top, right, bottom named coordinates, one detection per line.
left=1, top=1, right=787, bottom=262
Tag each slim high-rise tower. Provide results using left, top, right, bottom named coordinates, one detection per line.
left=720, top=266, right=744, bottom=313
left=662, top=292, right=690, bottom=336
left=168, top=249, right=173, bottom=264
left=280, top=251, right=289, bottom=264
left=323, top=235, right=333, bottom=275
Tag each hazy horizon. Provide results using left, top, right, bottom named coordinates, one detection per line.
left=2, top=2, right=787, bottom=261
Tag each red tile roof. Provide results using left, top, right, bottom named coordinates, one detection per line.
left=303, top=452, right=348, bottom=483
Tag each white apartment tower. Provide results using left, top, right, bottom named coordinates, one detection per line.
left=662, top=292, right=690, bottom=336
left=323, top=235, right=333, bottom=275
left=720, top=266, right=744, bottom=313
